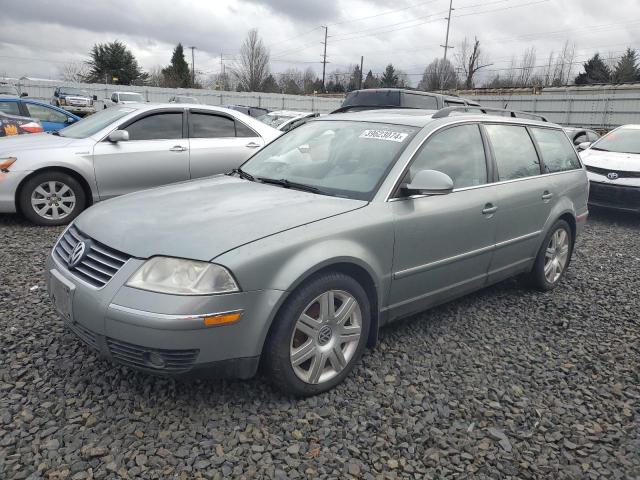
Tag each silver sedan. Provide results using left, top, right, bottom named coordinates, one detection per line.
left=0, top=104, right=281, bottom=225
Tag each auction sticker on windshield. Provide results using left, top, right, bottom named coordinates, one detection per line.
left=360, top=129, right=408, bottom=142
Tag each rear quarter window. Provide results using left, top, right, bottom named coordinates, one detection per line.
left=531, top=128, right=582, bottom=173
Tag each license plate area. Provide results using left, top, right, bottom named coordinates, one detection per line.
left=49, top=269, right=75, bottom=323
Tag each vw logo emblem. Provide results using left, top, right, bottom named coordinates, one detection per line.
left=68, top=241, right=87, bottom=269
left=317, top=325, right=333, bottom=346
left=607, top=172, right=619, bottom=180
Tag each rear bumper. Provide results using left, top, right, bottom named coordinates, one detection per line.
left=588, top=181, right=640, bottom=212
left=0, top=170, right=31, bottom=213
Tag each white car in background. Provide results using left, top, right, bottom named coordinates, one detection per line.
left=258, top=110, right=319, bottom=133
left=103, top=91, right=146, bottom=108
left=580, top=124, right=640, bottom=212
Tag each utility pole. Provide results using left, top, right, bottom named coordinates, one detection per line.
left=359, top=56, right=364, bottom=89
left=188, top=46, right=197, bottom=86
left=439, top=0, right=454, bottom=90
left=321, top=26, right=328, bottom=92
left=441, top=0, right=454, bottom=63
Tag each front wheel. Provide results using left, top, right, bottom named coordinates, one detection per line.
left=524, top=219, right=574, bottom=291
left=263, top=273, right=371, bottom=396
left=19, top=172, right=86, bottom=226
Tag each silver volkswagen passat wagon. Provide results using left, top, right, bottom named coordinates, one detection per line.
left=46, top=107, right=589, bottom=396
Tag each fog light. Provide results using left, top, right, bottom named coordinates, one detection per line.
left=144, top=351, right=166, bottom=368
left=203, top=311, right=242, bottom=327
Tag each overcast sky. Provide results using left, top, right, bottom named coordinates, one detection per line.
left=1, top=0, right=638, bottom=86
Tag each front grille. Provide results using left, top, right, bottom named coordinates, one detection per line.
left=67, top=321, right=99, bottom=351
left=106, top=337, right=199, bottom=373
left=589, top=181, right=640, bottom=209
left=53, top=225, right=131, bottom=288
left=586, top=165, right=640, bottom=178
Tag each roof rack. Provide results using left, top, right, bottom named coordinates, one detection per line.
left=432, top=106, right=548, bottom=122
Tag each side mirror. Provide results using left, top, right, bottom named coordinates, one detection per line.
left=93, top=95, right=98, bottom=101
left=66, top=117, right=76, bottom=124
left=108, top=130, right=129, bottom=142
left=54, top=91, right=59, bottom=97
left=577, top=142, right=592, bottom=151
left=404, top=169, right=454, bottom=196
left=20, top=92, right=28, bottom=97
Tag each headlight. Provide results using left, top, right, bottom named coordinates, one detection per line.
left=59, top=98, right=66, bottom=105
left=126, top=257, right=240, bottom=295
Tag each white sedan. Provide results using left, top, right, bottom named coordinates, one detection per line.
left=579, top=124, right=640, bottom=212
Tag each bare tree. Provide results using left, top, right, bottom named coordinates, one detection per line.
left=418, top=58, right=457, bottom=91
left=60, top=61, right=88, bottom=83
left=232, top=29, right=270, bottom=92
left=515, top=47, right=537, bottom=87
left=549, top=41, right=576, bottom=86
left=146, top=65, right=166, bottom=87
left=455, top=37, right=492, bottom=89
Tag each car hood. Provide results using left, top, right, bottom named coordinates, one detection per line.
left=75, top=175, right=368, bottom=261
left=0, top=132, right=77, bottom=154
left=580, top=149, right=640, bottom=171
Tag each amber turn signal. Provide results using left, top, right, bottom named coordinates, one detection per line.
left=0, top=157, right=17, bottom=170
left=203, top=311, right=242, bottom=327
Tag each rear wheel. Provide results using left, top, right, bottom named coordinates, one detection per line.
left=263, top=272, right=370, bottom=396
left=19, top=171, right=86, bottom=226
left=525, top=219, right=573, bottom=290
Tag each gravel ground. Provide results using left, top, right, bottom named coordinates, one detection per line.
left=1, top=210, right=639, bottom=480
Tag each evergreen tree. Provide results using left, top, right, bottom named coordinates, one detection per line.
left=574, top=54, right=611, bottom=85
left=85, top=40, right=147, bottom=85
left=348, top=65, right=362, bottom=91
left=162, top=43, right=192, bottom=88
left=363, top=70, right=379, bottom=89
left=260, top=74, right=280, bottom=93
left=613, top=48, right=640, bottom=84
left=380, top=64, right=399, bottom=88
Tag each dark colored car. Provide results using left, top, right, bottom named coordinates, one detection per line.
left=51, top=87, right=97, bottom=116
left=0, top=112, right=43, bottom=137
left=0, top=97, right=80, bottom=132
left=224, top=105, right=271, bottom=118
left=334, top=88, right=481, bottom=113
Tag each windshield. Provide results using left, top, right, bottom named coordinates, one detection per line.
left=0, top=86, right=18, bottom=95
left=60, top=88, right=90, bottom=97
left=258, top=113, right=297, bottom=128
left=242, top=120, right=418, bottom=200
left=120, top=93, right=143, bottom=102
left=59, top=107, right=135, bottom=138
left=592, top=128, right=640, bottom=155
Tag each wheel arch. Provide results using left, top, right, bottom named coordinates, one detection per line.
left=15, top=166, right=94, bottom=214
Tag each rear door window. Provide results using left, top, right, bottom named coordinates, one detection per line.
left=0, top=101, right=21, bottom=115
left=25, top=103, right=68, bottom=123
left=190, top=113, right=236, bottom=138
left=409, top=124, right=487, bottom=189
left=484, top=124, right=541, bottom=181
left=235, top=120, right=257, bottom=137
left=531, top=128, right=582, bottom=172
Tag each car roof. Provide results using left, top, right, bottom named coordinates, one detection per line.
left=319, top=108, right=560, bottom=129
left=267, top=110, right=312, bottom=116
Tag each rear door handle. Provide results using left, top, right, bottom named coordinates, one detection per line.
left=482, top=204, right=498, bottom=215
left=245, top=142, right=261, bottom=149
left=542, top=191, right=554, bottom=200
left=169, top=145, right=188, bottom=152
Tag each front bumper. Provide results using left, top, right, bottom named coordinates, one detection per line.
left=0, top=170, right=32, bottom=213
left=589, top=181, right=640, bottom=212
left=45, top=251, right=286, bottom=378
left=60, top=105, right=95, bottom=115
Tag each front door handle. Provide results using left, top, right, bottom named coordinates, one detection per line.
left=542, top=191, right=554, bottom=201
left=169, top=145, right=188, bottom=152
left=482, top=204, right=498, bottom=215
left=245, top=142, right=261, bottom=149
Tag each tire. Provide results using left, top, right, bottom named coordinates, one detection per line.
left=263, top=272, right=371, bottom=396
left=524, top=219, right=574, bottom=291
left=19, top=171, right=86, bottom=226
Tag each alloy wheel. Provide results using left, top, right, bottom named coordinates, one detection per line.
left=290, top=290, right=362, bottom=384
left=30, top=181, right=76, bottom=221
left=544, top=228, right=570, bottom=284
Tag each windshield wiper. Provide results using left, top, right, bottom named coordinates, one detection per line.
left=50, top=131, right=60, bottom=136
left=590, top=146, right=608, bottom=152
left=257, top=177, right=321, bottom=194
left=229, top=167, right=255, bottom=182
